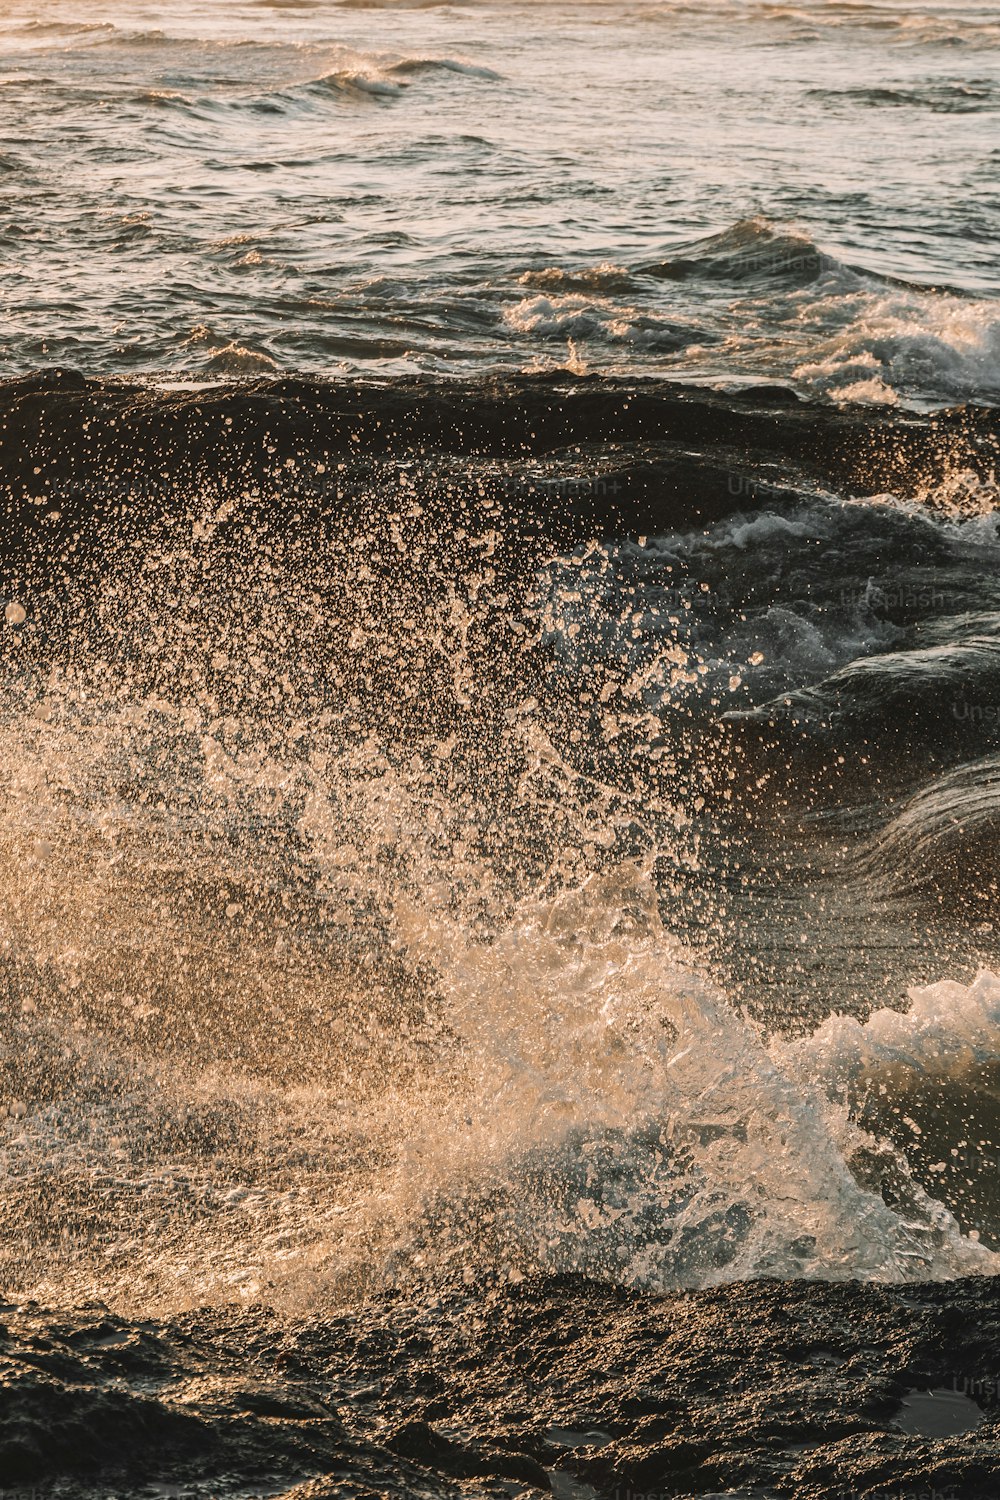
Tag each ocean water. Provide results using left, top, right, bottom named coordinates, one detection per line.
left=2, top=11, right=1000, bottom=1482
left=1, top=0, right=998, bottom=403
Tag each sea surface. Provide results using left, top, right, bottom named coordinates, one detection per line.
left=0, top=0, right=998, bottom=403
left=1, top=4, right=1000, bottom=1497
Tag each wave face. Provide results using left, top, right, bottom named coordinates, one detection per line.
left=1, top=1, right=998, bottom=402
left=1, top=376, right=999, bottom=1320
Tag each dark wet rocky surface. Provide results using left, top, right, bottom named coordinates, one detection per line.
left=2, top=1274, right=1000, bottom=1499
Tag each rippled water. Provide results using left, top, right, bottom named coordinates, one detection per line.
left=2, top=0, right=998, bottom=401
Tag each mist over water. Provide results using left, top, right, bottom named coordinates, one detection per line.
left=1, top=0, right=998, bottom=403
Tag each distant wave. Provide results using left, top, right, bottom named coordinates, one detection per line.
left=11, top=20, right=117, bottom=38
left=120, top=43, right=502, bottom=114
left=518, top=264, right=638, bottom=296
left=748, top=3, right=1000, bottom=47
left=385, top=55, right=502, bottom=79
left=639, top=218, right=933, bottom=294
left=808, top=79, right=998, bottom=113
left=12, top=22, right=502, bottom=92
left=312, top=55, right=500, bottom=99
left=642, top=219, right=834, bottom=288
left=11, top=2, right=1000, bottom=52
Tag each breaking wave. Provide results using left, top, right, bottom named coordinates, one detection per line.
left=1, top=400, right=998, bottom=1311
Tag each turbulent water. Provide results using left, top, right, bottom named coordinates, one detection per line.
left=0, top=373, right=996, bottom=1320
left=1, top=0, right=998, bottom=403
left=1, top=2, right=1000, bottom=1496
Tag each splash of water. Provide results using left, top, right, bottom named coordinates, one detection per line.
left=0, top=470, right=994, bottom=1312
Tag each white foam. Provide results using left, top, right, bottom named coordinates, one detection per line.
left=356, top=868, right=996, bottom=1290
left=503, top=293, right=697, bottom=354
left=792, top=292, right=1000, bottom=406
left=779, top=969, right=1000, bottom=1090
